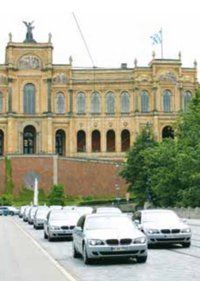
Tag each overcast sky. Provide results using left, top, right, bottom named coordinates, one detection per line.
left=0, top=0, right=199, bottom=76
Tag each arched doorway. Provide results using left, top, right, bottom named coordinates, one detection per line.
left=23, top=125, right=36, bottom=154
left=0, top=130, right=4, bottom=155
left=77, top=130, right=86, bottom=152
left=92, top=130, right=101, bottom=152
left=121, top=129, right=130, bottom=152
left=162, top=126, right=174, bottom=139
left=55, top=130, right=66, bottom=156
left=106, top=130, right=115, bottom=152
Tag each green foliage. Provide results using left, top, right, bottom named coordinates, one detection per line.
left=120, top=127, right=158, bottom=206
left=0, top=194, right=13, bottom=206
left=4, top=157, right=14, bottom=194
left=48, top=184, right=65, bottom=206
left=14, top=187, right=47, bottom=206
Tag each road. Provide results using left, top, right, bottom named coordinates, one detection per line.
left=1, top=216, right=200, bottom=281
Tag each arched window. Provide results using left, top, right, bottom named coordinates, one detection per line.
left=162, top=126, right=174, bottom=139
left=106, top=130, right=115, bottom=152
left=106, top=92, right=115, bottom=114
left=77, top=130, right=86, bottom=152
left=92, top=130, right=101, bottom=152
left=24, top=84, right=36, bottom=114
left=55, top=130, right=65, bottom=156
left=163, top=90, right=172, bottom=112
left=0, top=93, right=3, bottom=113
left=77, top=92, right=86, bottom=114
left=141, top=91, right=149, bottom=112
left=121, top=129, right=130, bottom=152
left=183, top=91, right=192, bottom=112
left=91, top=92, right=100, bottom=114
left=23, top=125, right=36, bottom=154
left=0, top=130, right=4, bottom=155
left=56, top=92, right=65, bottom=114
left=121, top=91, right=130, bottom=113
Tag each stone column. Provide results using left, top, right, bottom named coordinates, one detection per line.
left=69, top=89, right=73, bottom=114
left=153, top=85, right=158, bottom=112
left=134, top=87, right=139, bottom=112
left=47, top=78, right=52, bottom=113
left=8, top=78, right=13, bottom=113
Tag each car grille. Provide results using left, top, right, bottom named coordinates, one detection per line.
left=106, top=239, right=132, bottom=245
left=156, top=238, right=185, bottom=242
left=161, top=229, right=180, bottom=234
left=61, top=226, right=75, bottom=230
left=99, top=250, right=139, bottom=256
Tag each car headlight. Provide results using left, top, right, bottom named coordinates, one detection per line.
left=50, top=225, right=60, bottom=230
left=146, top=229, right=160, bottom=234
left=181, top=228, right=191, bottom=233
left=134, top=237, right=146, bottom=244
left=88, top=239, right=105, bottom=246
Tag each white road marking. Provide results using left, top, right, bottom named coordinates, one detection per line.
left=12, top=219, right=78, bottom=281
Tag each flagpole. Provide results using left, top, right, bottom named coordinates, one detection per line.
left=160, top=28, right=163, bottom=59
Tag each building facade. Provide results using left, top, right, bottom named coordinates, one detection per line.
left=0, top=33, right=198, bottom=160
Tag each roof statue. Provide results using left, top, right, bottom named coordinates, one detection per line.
left=23, top=21, right=36, bottom=43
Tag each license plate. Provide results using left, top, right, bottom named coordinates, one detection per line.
left=111, top=247, right=127, bottom=251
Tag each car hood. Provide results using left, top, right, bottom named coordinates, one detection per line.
left=85, top=228, right=144, bottom=240
left=142, top=221, right=189, bottom=230
left=49, top=219, right=78, bottom=226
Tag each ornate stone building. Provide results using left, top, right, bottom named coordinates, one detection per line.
left=0, top=30, right=198, bottom=160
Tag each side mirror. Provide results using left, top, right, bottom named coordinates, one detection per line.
left=75, top=226, right=82, bottom=232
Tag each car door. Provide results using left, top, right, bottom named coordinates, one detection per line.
left=74, top=215, right=86, bottom=253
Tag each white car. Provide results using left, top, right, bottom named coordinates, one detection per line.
left=44, top=209, right=80, bottom=241
left=73, top=213, right=147, bottom=264
left=33, top=207, right=50, bottom=229
left=134, top=209, right=191, bottom=247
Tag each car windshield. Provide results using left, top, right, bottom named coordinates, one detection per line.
left=50, top=212, right=79, bottom=221
left=142, top=211, right=180, bottom=223
left=37, top=209, right=49, bottom=216
left=85, top=216, right=136, bottom=230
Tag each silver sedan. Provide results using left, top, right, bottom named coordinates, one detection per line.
left=134, top=209, right=191, bottom=247
left=73, top=213, right=148, bottom=264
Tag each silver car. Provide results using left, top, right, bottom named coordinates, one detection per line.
left=134, top=209, right=191, bottom=247
left=44, top=210, right=80, bottom=241
left=33, top=207, right=49, bottom=229
left=73, top=213, right=148, bottom=264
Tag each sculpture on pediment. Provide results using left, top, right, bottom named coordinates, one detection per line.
left=53, top=73, right=67, bottom=84
left=23, top=21, right=36, bottom=43
left=159, top=72, right=177, bottom=84
left=18, top=55, right=41, bottom=69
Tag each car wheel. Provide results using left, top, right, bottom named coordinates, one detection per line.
left=83, top=245, right=92, bottom=264
left=73, top=244, right=81, bottom=258
left=44, top=232, right=48, bottom=239
left=182, top=242, right=191, bottom=248
left=137, top=255, right=147, bottom=263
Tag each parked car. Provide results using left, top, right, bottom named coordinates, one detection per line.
left=28, top=206, right=38, bottom=224
left=134, top=209, right=191, bottom=247
left=33, top=207, right=50, bottom=229
left=73, top=213, right=147, bottom=264
left=23, top=206, right=31, bottom=222
left=19, top=206, right=28, bottom=218
left=93, top=207, right=122, bottom=214
left=6, top=206, right=19, bottom=216
left=44, top=209, right=80, bottom=241
left=0, top=206, right=9, bottom=216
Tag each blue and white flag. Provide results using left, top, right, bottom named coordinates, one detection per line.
left=150, top=30, right=162, bottom=45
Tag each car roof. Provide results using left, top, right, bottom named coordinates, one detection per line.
left=85, top=213, right=128, bottom=219
left=140, top=209, right=175, bottom=214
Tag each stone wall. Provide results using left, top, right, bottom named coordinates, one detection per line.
left=0, top=155, right=127, bottom=197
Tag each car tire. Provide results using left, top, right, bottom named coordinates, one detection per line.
left=44, top=232, right=48, bottom=239
left=73, top=244, right=81, bottom=258
left=83, top=245, right=92, bottom=264
left=182, top=242, right=191, bottom=248
left=137, top=255, right=147, bottom=263
left=48, top=235, right=53, bottom=242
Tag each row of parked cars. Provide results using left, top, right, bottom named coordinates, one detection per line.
left=17, top=205, right=192, bottom=264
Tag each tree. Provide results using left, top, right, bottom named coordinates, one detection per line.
left=120, top=125, right=157, bottom=207
left=48, top=184, right=65, bottom=206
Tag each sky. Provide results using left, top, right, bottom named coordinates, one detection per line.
left=0, top=0, right=200, bottom=77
